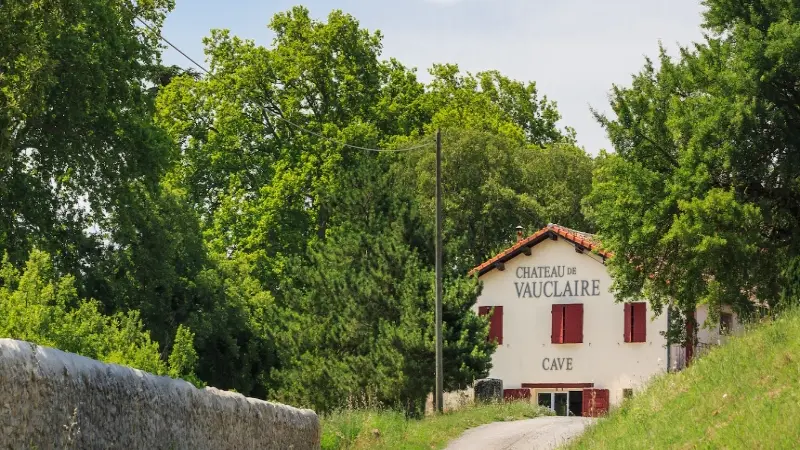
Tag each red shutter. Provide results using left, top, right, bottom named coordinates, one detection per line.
left=597, top=389, right=609, bottom=415
left=490, top=306, right=503, bottom=345
left=582, top=389, right=609, bottom=417
left=479, top=306, right=503, bottom=345
left=582, top=389, right=591, bottom=416
left=564, top=304, right=584, bottom=343
left=551, top=304, right=564, bottom=344
left=503, top=388, right=531, bottom=401
left=623, top=303, right=632, bottom=343
left=632, top=303, right=647, bottom=342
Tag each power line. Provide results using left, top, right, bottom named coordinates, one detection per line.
left=136, top=17, right=208, bottom=76
left=135, top=17, right=433, bottom=153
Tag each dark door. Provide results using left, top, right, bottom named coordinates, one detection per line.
left=568, top=390, right=583, bottom=416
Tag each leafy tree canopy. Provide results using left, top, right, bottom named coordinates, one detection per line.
left=585, top=0, right=800, bottom=334
left=0, top=250, right=199, bottom=382
left=0, top=0, right=175, bottom=267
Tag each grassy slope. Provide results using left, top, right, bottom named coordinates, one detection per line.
left=569, top=310, right=800, bottom=449
left=321, top=402, right=552, bottom=450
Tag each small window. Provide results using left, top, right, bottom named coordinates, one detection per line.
left=720, top=312, right=733, bottom=335
left=624, top=302, right=647, bottom=343
left=623, top=388, right=633, bottom=400
left=479, top=306, right=503, bottom=344
left=551, top=304, right=584, bottom=344
left=537, top=392, right=552, bottom=409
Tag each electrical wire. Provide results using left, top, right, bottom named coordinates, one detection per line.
left=136, top=17, right=209, bottom=77
left=135, top=17, right=433, bottom=153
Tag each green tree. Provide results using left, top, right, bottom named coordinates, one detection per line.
left=422, top=64, right=573, bottom=145
left=188, top=252, right=282, bottom=398
left=85, top=183, right=210, bottom=344
left=0, top=250, right=198, bottom=379
left=0, top=0, right=254, bottom=395
left=585, top=0, right=800, bottom=335
left=0, top=0, right=263, bottom=393
left=155, top=7, right=431, bottom=291
left=392, top=130, right=594, bottom=274
left=168, top=324, right=205, bottom=387
left=275, top=227, right=492, bottom=416
left=389, top=65, right=587, bottom=274
left=0, top=0, right=175, bottom=269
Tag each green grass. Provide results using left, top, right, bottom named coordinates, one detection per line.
left=568, top=309, right=800, bottom=449
left=321, top=401, right=552, bottom=449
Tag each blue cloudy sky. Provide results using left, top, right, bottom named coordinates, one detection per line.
left=161, top=0, right=707, bottom=154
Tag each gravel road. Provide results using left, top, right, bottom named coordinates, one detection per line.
left=444, top=416, right=595, bottom=450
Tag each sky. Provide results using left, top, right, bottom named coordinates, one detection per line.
left=161, top=0, right=707, bottom=154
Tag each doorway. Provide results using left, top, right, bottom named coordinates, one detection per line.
left=537, top=391, right=583, bottom=416
left=568, top=390, right=583, bottom=416
left=554, top=392, right=568, bottom=416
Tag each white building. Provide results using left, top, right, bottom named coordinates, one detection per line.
left=470, top=224, right=739, bottom=416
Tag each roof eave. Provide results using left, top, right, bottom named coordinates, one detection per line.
left=468, top=225, right=613, bottom=278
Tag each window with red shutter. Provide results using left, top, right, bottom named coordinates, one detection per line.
left=564, top=304, right=583, bottom=343
left=551, top=304, right=564, bottom=344
left=552, top=304, right=583, bottom=344
left=490, top=306, right=503, bottom=344
left=479, top=306, right=503, bottom=344
left=624, top=302, right=647, bottom=343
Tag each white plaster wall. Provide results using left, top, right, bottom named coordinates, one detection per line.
left=474, top=238, right=669, bottom=407
left=695, top=304, right=744, bottom=357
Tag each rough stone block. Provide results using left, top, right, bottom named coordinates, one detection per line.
left=474, top=378, right=503, bottom=403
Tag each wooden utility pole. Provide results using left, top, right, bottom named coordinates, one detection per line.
left=435, top=128, right=444, bottom=413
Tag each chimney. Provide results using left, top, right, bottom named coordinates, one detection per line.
left=516, top=225, right=524, bottom=242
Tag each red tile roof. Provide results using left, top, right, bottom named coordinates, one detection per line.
left=468, top=224, right=613, bottom=277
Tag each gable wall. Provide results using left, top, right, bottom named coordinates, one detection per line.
left=474, top=237, right=669, bottom=406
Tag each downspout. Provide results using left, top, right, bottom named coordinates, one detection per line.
left=666, top=306, right=671, bottom=373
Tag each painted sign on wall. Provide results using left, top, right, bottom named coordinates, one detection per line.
left=542, top=357, right=574, bottom=371
left=514, top=265, right=601, bottom=298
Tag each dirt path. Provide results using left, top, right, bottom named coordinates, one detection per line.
left=444, top=416, right=595, bottom=450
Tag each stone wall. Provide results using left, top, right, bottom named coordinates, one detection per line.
left=0, top=339, right=320, bottom=449
left=424, top=388, right=474, bottom=414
